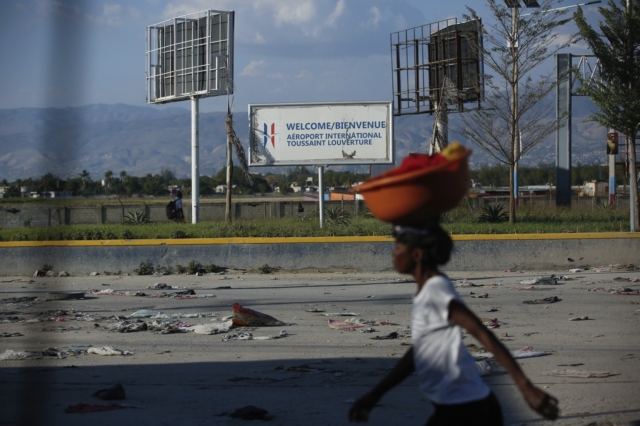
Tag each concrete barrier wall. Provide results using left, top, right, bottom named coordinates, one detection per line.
left=0, top=233, right=638, bottom=275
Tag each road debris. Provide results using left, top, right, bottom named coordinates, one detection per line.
left=232, top=303, right=285, bottom=327
left=87, top=346, right=133, bottom=356
left=541, top=370, right=620, bottom=378
left=93, top=383, right=126, bottom=400
left=523, top=296, right=562, bottom=304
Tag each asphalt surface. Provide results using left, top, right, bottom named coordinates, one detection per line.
left=1, top=267, right=639, bottom=426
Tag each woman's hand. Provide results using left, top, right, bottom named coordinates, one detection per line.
left=348, top=392, right=380, bottom=423
left=520, top=381, right=559, bottom=420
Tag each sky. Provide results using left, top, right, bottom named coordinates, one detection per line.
left=0, top=0, right=605, bottom=113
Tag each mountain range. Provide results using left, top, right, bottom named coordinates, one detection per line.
left=0, top=100, right=607, bottom=181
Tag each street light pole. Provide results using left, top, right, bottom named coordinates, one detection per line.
left=511, top=5, right=520, bottom=208
left=506, top=0, right=602, bottom=212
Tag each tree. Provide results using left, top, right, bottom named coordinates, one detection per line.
left=574, top=0, right=640, bottom=230
left=460, top=0, right=577, bottom=223
left=79, top=170, right=90, bottom=190
left=104, top=170, right=113, bottom=190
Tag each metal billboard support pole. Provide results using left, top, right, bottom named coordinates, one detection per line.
left=556, top=53, right=572, bottom=206
left=609, top=129, right=617, bottom=206
left=318, top=166, right=325, bottom=228
left=191, top=96, right=200, bottom=224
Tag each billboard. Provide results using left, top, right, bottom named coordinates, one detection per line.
left=248, top=102, right=393, bottom=166
left=146, top=10, right=234, bottom=104
left=391, top=18, right=483, bottom=116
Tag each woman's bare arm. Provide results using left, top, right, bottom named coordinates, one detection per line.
left=448, top=299, right=559, bottom=420
left=348, top=348, right=415, bottom=422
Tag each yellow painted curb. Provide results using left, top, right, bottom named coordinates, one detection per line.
left=0, top=232, right=638, bottom=248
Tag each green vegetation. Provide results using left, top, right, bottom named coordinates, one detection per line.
left=0, top=204, right=630, bottom=242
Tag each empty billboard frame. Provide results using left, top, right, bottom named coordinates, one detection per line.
left=248, top=102, right=394, bottom=167
left=391, top=18, right=483, bottom=116
left=146, top=10, right=234, bottom=104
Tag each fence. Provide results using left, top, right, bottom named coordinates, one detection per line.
left=0, top=195, right=632, bottom=229
left=0, top=200, right=366, bottom=228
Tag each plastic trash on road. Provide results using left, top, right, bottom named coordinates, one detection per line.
left=232, top=303, right=285, bottom=327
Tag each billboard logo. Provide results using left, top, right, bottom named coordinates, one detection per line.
left=263, top=123, right=276, bottom=148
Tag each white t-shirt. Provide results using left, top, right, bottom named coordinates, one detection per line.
left=412, top=274, right=490, bottom=405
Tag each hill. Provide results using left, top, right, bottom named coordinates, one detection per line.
left=0, top=100, right=606, bottom=181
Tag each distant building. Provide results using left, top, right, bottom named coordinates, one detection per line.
left=215, top=184, right=237, bottom=194
left=289, top=183, right=301, bottom=193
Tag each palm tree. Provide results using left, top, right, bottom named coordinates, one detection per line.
left=79, top=170, right=90, bottom=190
left=104, top=170, right=113, bottom=190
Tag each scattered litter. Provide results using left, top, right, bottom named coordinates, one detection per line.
left=232, top=303, right=285, bottom=327
left=473, top=348, right=551, bottom=360
left=228, top=405, right=271, bottom=420
left=541, top=370, right=620, bottom=378
left=612, top=289, right=640, bottom=295
left=148, top=320, right=192, bottom=334
left=480, top=318, right=500, bottom=329
left=0, top=349, right=41, bottom=360
left=305, top=308, right=326, bottom=313
left=523, top=296, right=561, bottom=304
left=127, top=310, right=217, bottom=319
left=475, top=360, right=491, bottom=376
left=44, top=292, right=85, bottom=301
left=215, top=286, right=232, bottom=289
left=569, top=316, right=591, bottom=321
left=365, top=295, right=375, bottom=299
left=93, top=384, right=126, bottom=400
left=328, top=319, right=366, bottom=330
left=87, top=346, right=133, bottom=356
left=1, top=296, right=38, bottom=304
left=107, top=320, right=148, bottom=333
left=149, top=283, right=172, bottom=289
left=88, top=289, right=146, bottom=297
left=65, top=403, right=128, bottom=413
left=0, top=332, right=24, bottom=337
left=90, top=272, right=100, bottom=276
left=360, top=327, right=376, bottom=333
left=470, top=293, right=489, bottom=299
left=520, top=276, right=558, bottom=286
left=569, top=269, right=583, bottom=273
left=322, top=312, right=359, bottom=316
left=222, top=332, right=254, bottom=341
left=193, top=321, right=233, bottom=335
left=371, top=332, right=404, bottom=340
left=457, top=280, right=483, bottom=288
left=252, top=330, right=289, bottom=340
left=0, top=347, right=65, bottom=360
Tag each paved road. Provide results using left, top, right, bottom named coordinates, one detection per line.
left=1, top=267, right=639, bottom=425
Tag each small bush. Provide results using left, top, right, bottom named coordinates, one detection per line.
left=41, top=264, right=54, bottom=271
left=125, top=210, right=149, bottom=225
left=121, top=229, right=134, bottom=239
left=478, top=204, right=509, bottom=223
left=134, top=262, right=154, bottom=275
left=175, top=264, right=187, bottom=274
left=325, top=207, right=351, bottom=226
left=258, top=264, right=280, bottom=274
left=186, top=260, right=203, bottom=275
left=155, top=265, right=173, bottom=275
left=204, top=264, right=226, bottom=273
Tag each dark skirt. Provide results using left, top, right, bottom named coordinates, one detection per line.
left=426, top=392, right=503, bottom=426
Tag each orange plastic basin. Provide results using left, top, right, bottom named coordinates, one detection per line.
left=354, top=149, right=471, bottom=225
